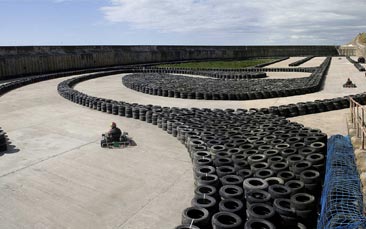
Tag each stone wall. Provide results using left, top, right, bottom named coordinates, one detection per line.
left=0, top=45, right=339, bottom=79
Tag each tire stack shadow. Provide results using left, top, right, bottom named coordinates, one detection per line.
left=0, top=128, right=19, bottom=156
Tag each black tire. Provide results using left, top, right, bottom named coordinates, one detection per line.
left=305, top=153, right=324, bottom=165
left=286, top=136, right=302, bottom=145
left=196, top=174, right=220, bottom=188
left=292, top=161, right=312, bottom=175
left=299, top=170, right=320, bottom=184
left=290, top=193, right=315, bottom=210
left=181, top=206, right=210, bottom=228
left=193, top=151, right=212, bottom=160
left=246, top=189, right=272, bottom=207
left=277, top=171, right=295, bottom=183
left=254, top=169, right=275, bottom=179
left=218, top=198, right=245, bottom=216
left=220, top=175, right=244, bottom=187
left=263, top=149, right=280, bottom=159
left=236, top=169, right=253, bottom=180
left=217, top=166, right=236, bottom=178
left=100, top=140, right=107, bottom=148
left=214, top=157, right=234, bottom=167
left=191, top=195, right=218, bottom=213
left=234, top=160, right=249, bottom=171
left=247, top=203, right=275, bottom=220
left=243, top=178, right=269, bottom=193
left=267, top=156, right=285, bottom=165
left=211, top=212, right=242, bottom=229
left=194, top=165, right=216, bottom=178
left=298, top=147, right=316, bottom=157
left=269, top=162, right=289, bottom=174
left=194, top=157, right=214, bottom=167
left=268, top=184, right=291, bottom=199
left=285, top=180, right=305, bottom=195
left=273, top=198, right=295, bottom=216
left=216, top=151, right=231, bottom=159
left=280, top=148, right=297, bottom=158
left=248, top=154, right=267, bottom=165
left=219, top=185, right=244, bottom=200
left=195, top=185, right=219, bottom=200
left=286, top=155, right=304, bottom=166
left=264, top=177, right=284, bottom=186
left=232, top=153, right=247, bottom=163
left=244, top=219, right=276, bottom=229
left=250, top=162, right=269, bottom=172
left=310, top=142, right=326, bottom=154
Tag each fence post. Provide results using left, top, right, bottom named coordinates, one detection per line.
left=363, top=109, right=365, bottom=150
left=353, top=100, right=357, bottom=129
left=350, top=99, right=354, bottom=127
left=356, top=106, right=359, bottom=138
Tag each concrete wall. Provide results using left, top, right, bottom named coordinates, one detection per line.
left=0, top=45, right=339, bottom=79
left=338, top=46, right=357, bottom=56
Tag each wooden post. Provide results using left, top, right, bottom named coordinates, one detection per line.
left=363, top=110, right=365, bottom=150
left=355, top=105, right=360, bottom=138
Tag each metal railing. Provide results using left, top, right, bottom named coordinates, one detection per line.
left=350, top=96, right=366, bottom=149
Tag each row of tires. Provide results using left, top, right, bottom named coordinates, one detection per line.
left=122, top=57, right=331, bottom=101
left=0, top=128, right=7, bottom=153
left=263, top=96, right=364, bottom=118
left=178, top=71, right=268, bottom=80
left=289, top=56, right=315, bottom=67
left=57, top=73, right=329, bottom=228
left=254, top=57, right=290, bottom=68
left=141, top=66, right=317, bottom=74
left=346, top=56, right=365, bottom=72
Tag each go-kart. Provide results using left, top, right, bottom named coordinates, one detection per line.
left=101, top=132, right=132, bottom=148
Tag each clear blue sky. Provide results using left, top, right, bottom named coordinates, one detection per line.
left=1, top=0, right=366, bottom=46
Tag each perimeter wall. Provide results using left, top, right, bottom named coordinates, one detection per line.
left=0, top=45, right=339, bottom=79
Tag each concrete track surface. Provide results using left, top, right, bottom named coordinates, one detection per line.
left=0, top=56, right=355, bottom=228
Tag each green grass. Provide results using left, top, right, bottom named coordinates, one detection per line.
left=358, top=32, right=366, bottom=44
left=157, top=59, right=278, bottom=69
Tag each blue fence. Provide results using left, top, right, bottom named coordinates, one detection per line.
left=318, top=135, right=366, bottom=229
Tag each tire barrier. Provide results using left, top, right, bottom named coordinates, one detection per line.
left=0, top=127, right=7, bottom=153
left=183, top=71, right=269, bottom=80
left=0, top=68, right=135, bottom=97
left=289, top=56, right=315, bottom=67
left=254, top=57, right=290, bottom=68
left=57, top=73, right=333, bottom=229
left=346, top=56, right=365, bottom=72
left=317, top=135, right=366, bottom=229
left=140, top=66, right=317, bottom=74
left=264, top=95, right=366, bottom=118
left=122, top=57, right=331, bottom=101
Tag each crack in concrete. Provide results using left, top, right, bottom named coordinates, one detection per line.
left=0, top=140, right=98, bottom=179
left=116, top=167, right=192, bottom=229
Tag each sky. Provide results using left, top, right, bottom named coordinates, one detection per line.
left=1, top=0, right=366, bottom=46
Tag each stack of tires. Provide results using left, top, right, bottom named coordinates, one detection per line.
left=346, top=56, right=365, bottom=72
left=56, top=73, right=333, bottom=229
left=122, top=57, right=331, bottom=101
left=177, top=120, right=326, bottom=229
left=265, top=95, right=358, bottom=118
left=289, top=56, right=315, bottom=67
left=254, top=57, right=289, bottom=67
left=0, top=128, right=7, bottom=153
